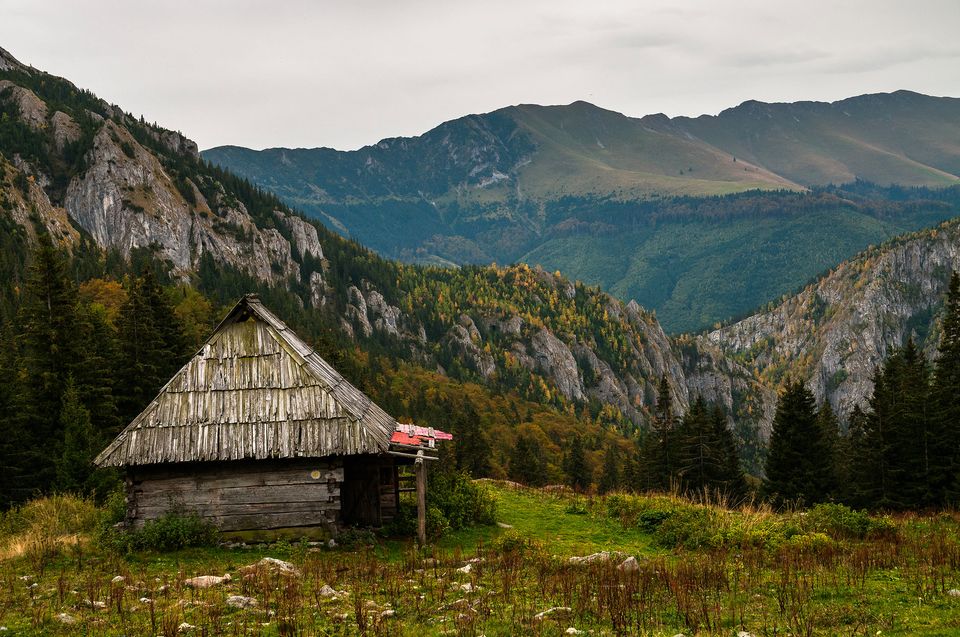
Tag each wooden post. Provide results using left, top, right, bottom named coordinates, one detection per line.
left=415, top=450, right=427, bottom=546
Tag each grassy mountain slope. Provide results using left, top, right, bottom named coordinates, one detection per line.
left=205, top=92, right=960, bottom=332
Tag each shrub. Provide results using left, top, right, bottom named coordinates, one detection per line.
left=802, top=503, right=896, bottom=540
left=101, top=511, right=219, bottom=553
left=653, top=507, right=717, bottom=550
left=492, top=529, right=542, bottom=556
left=385, top=472, right=497, bottom=539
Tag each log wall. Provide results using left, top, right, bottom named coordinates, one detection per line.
left=127, top=459, right=344, bottom=534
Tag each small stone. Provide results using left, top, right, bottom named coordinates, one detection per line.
left=738, top=632, right=756, bottom=637
left=139, top=597, right=152, bottom=604
left=328, top=538, right=337, bottom=548
left=456, top=564, right=472, bottom=574
left=565, top=629, right=584, bottom=636
left=56, top=613, right=76, bottom=624
left=111, top=575, right=125, bottom=584
left=459, top=583, right=474, bottom=593
left=948, top=589, right=960, bottom=597
left=617, top=556, right=640, bottom=573
left=496, top=522, right=513, bottom=529
left=226, top=595, right=258, bottom=609
left=380, top=609, right=396, bottom=618
left=569, top=552, right=611, bottom=565
left=178, top=622, right=196, bottom=633
left=534, top=607, right=572, bottom=620
left=185, top=574, right=231, bottom=589
left=318, top=584, right=338, bottom=598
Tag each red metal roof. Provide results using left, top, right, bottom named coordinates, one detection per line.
left=390, top=424, right=453, bottom=448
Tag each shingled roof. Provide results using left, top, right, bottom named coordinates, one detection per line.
left=95, top=294, right=396, bottom=467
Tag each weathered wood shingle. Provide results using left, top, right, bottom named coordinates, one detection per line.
left=95, top=295, right=395, bottom=466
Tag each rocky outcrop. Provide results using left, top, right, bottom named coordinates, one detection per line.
left=0, top=80, right=47, bottom=129
left=280, top=213, right=324, bottom=260
left=707, top=219, right=960, bottom=419
left=528, top=329, right=585, bottom=401
left=51, top=111, right=82, bottom=151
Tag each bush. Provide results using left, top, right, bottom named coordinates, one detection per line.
left=802, top=503, right=896, bottom=540
left=384, top=472, right=497, bottom=539
left=100, top=510, right=219, bottom=553
left=492, top=529, right=542, bottom=556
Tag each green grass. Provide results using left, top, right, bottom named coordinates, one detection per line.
left=1, top=484, right=959, bottom=635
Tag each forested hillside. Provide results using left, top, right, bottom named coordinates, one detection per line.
left=206, top=95, right=960, bottom=332
left=0, top=46, right=773, bottom=507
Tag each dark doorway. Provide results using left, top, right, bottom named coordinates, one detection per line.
left=341, top=458, right=381, bottom=526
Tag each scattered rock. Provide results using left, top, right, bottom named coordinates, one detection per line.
left=55, top=613, right=76, bottom=624
left=239, top=557, right=300, bottom=577
left=617, top=556, right=640, bottom=573
left=496, top=522, right=513, bottom=529
left=111, top=575, right=125, bottom=584
left=318, top=584, right=338, bottom=598
left=184, top=574, right=231, bottom=589
left=737, top=632, right=756, bottom=637
left=565, top=629, right=584, bottom=636
left=569, top=552, right=611, bottom=565
left=380, top=609, right=396, bottom=618
left=459, top=583, right=474, bottom=593
left=226, top=595, right=258, bottom=609
left=178, top=622, right=196, bottom=633
left=84, top=600, right=107, bottom=610
left=456, top=563, right=472, bottom=574
left=328, top=538, right=337, bottom=548
left=534, top=607, right=572, bottom=620
left=948, top=589, right=960, bottom=597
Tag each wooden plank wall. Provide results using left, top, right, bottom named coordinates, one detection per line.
left=128, top=459, right=344, bottom=533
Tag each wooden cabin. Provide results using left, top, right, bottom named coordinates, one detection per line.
left=95, top=294, right=443, bottom=540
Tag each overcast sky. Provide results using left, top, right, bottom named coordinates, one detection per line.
left=3, top=0, right=959, bottom=151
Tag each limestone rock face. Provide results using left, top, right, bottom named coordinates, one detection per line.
left=529, top=329, right=585, bottom=402
left=444, top=322, right=496, bottom=379
left=51, top=111, right=82, bottom=151
left=0, top=80, right=48, bottom=129
left=281, top=214, right=324, bottom=260
left=706, top=219, right=960, bottom=419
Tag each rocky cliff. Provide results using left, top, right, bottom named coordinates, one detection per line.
left=705, top=219, right=960, bottom=418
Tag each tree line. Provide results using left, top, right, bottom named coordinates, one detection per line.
left=764, top=273, right=960, bottom=510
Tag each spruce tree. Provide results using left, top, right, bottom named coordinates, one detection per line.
left=642, top=375, right=676, bottom=490
left=56, top=377, right=96, bottom=493
left=710, top=404, right=748, bottom=503
left=509, top=429, right=547, bottom=486
left=933, top=272, right=960, bottom=504
left=675, top=397, right=714, bottom=494
left=563, top=434, right=591, bottom=491
left=815, top=401, right=842, bottom=501
left=598, top=444, right=620, bottom=494
left=115, top=271, right=189, bottom=424
left=764, top=380, right=832, bottom=507
left=17, top=233, right=82, bottom=497
left=452, top=401, right=492, bottom=477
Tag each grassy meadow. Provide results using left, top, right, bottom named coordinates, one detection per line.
left=1, top=483, right=959, bottom=636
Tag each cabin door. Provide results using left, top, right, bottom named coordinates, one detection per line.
left=341, top=458, right=381, bottom=527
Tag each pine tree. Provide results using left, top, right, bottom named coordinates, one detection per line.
left=642, top=375, right=676, bottom=490
left=764, top=380, right=832, bottom=507
left=815, top=401, right=842, bottom=501
left=675, top=397, right=714, bottom=494
left=933, top=272, right=960, bottom=505
left=710, top=404, right=748, bottom=503
left=16, top=233, right=82, bottom=498
left=598, top=444, right=620, bottom=494
left=452, top=401, right=492, bottom=477
left=509, top=429, right=547, bottom=486
left=56, top=377, right=96, bottom=493
left=563, top=434, right=591, bottom=491
left=115, top=271, right=189, bottom=424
